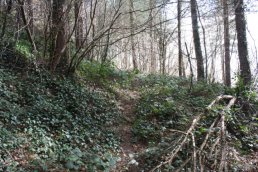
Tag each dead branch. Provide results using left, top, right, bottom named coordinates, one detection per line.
left=150, top=95, right=237, bottom=172
left=150, top=115, right=201, bottom=172
left=207, top=95, right=235, bottom=109
left=191, top=132, right=197, bottom=172
left=219, top=97, right=237, bottom=171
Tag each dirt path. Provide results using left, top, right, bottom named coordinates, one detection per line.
left=111, top=89, right=145, bottom=172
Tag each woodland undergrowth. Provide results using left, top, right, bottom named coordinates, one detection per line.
left=0, top=63, right=257, bottom=172
left=0, top=66, right=121, bottom=171
left=131, top=74, right=258, bottom=171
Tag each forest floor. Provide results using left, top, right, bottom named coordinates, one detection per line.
left=111, top=88, right=146, bottom=172
left=0, top=67, right=257, bottom=171
left=110, top=85, right=258, bottom=172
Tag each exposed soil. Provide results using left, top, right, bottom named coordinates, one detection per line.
left=111, top=89, right=146, bottom=172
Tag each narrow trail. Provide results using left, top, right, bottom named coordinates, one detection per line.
left=111, top=89, right=146, bottom=172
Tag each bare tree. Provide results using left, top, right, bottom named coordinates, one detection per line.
left=27, top=0, right=34, bottom=36
left=74, top=0, right=83, bottom=50
left=1, top=0, right=12, bottom=39
left=190, top=0, right=204, bottom=80
left=149, top=0, right=156, bottom=73
left=223, top=0, right=231, bottom=87
left=178, top=0, right=183, bottom=77
left=234, top=0, right=251, bottom=85
left=158, top=24, right=166, bottom=74
left=129, top=0, right=138, bottom=70
left=49, top=0, right=68, bottom=72
left=196, top=5, right=208, bottom=80
left=67, top=0, right=122, bottom=73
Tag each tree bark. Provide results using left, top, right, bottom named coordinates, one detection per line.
left=234, top=0, right=251, bottom=85
left=0, top=0, right=12, bottom=39
left=223, top=0, right=231, bottom=87
left=74, top=1, right=83, bottom=50
left=197, top=5, right=208, bottom=80
left=50, top=0, right=67, bottom=72
left=178, top=0, right=183, bottom=77
left=129, top=0, right=138, bottom=70
left=149, top=0, right=156, bottom=73
left=185, top=42, right=194, bottom=90
left=142, top=39, right=148, bottom=72
left=190, top=0, right=204, bottom=80
left=159, top=34, right=166, bottom=74
left=27, top=0, right=34, bottom=36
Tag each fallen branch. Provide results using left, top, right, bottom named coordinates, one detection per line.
left=150, top=115, right=201, bottom=172
left=150, top=95, right=237, bottom=171
left=207, top=95, right=234, bottom=109
left=191, top=132, right=197, bottom=172
left=219, top=97, right=237, bottom=171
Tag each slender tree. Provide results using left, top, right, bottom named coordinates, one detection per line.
left=1, top=0, right=12, bottom=39
left=27, top=0, right=34, bottom=36
left=74, top=0, right=83, bottom=50
left=190, top=0, right=204, bottom=80
left=196, top=5, right=208, bottom=80
left=129, top=0, right=138, bottom=70
left=149, top=0, right=156, bottom=73
left=158, top=24, right=166, bottom=74
left=178, top=0, right=183, bottom=77
left=234, top=0, right=251, bottom=85
left=223, top=0, right=231, bottom=87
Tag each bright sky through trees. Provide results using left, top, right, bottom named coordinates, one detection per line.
left=165, top=0, right=258, bottom=83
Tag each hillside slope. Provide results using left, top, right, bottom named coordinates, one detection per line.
left=0, top=68, right=257, bottom=172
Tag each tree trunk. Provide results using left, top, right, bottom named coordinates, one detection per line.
left=159, top=36, right=163, bottom=74
left=178, top=0, right=183, bottom=77
left=74, top=1, right=83, bottom=50
left=0, top=0, right=2, bottom=12
left=129, top=0, right=138, bottom=70
left=158, top=31, right=166, bottom=74
left=197, top=5, right=208, bottom=80
left=149, top=0, right=156, bottom=73
left=27, top=0, right=34, bottom=36
left=142, top=39, right=148, bottom=72
left=190, top=0, right=204, bottom=80
left=162, top=43, right=166, bottom=74
left=234, top=0, right=251, bottom=85
left=50, top=0, right=67, bottom=72
left=123, top=39, right=128, bottom=69
left=1, top=0, right=12, bottom=39
left=185, top=42, right=194, bottom=90
left=223, top=0, right=231, bottom=87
